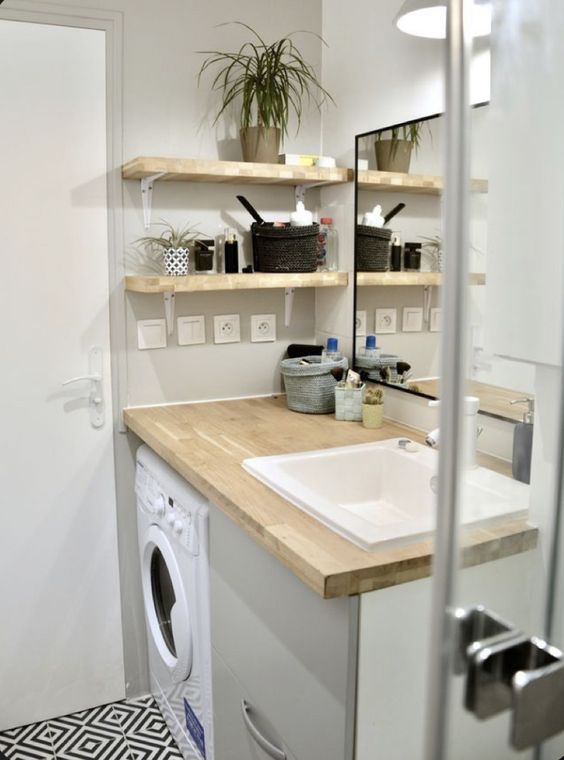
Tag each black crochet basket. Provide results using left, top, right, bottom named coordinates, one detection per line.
left=252, top=222, right=319, bottom=272
left=356, top=225, right=392, bottom=271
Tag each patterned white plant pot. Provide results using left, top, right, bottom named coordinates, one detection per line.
left=163, top=247, right=189, bottom=276
left=362, top=403, right=384, bottom=429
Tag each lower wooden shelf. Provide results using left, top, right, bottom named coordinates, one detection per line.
left=356, top=272, right=485, bottom=286
left=125, top=271, right=348, bottom=294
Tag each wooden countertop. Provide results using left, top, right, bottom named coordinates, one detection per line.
left=124, top=396, right=537, bottom=599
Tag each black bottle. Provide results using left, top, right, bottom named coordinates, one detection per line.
left=390, top=236, right=402, bottom=271
left=224, top=230, right=239, bottom=273
left=404, top=242, right=422, bottom=271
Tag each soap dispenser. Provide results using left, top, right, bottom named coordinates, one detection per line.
left=510, top=397, right=534, bottom=484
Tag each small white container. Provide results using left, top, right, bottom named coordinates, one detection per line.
left=290, top=201, right=313, bottom=227
left=335, top=383, right=366, bottom=421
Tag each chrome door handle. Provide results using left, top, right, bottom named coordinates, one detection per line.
left=457, top=606, right=564, bottom=749
left=61, top=346, right=105, bottom=428
left=241, top=700, right=286, bottom=760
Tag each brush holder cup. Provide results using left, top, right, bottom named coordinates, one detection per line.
left=280, top=355, right=349, bottom=414
left=252, top=222, right=319, bottom=272
left=356, top=226, right=392, bottom=272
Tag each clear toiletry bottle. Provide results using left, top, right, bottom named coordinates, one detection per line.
left=359, top=334, right=379, bottom=359
left=510, top=397, right=534, bottom=484
left=317, top=217, right=338, bottom=272
left=322, top=337, right=341, bottom=361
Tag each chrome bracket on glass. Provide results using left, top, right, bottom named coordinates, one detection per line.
left=457, top=607, right=564, bottom=749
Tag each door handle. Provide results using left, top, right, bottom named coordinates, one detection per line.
left=62, top=346, right=105, bottom=428
left=241, top=700, right=286, bottom=760
left=457, top=607, right=564, bottom=749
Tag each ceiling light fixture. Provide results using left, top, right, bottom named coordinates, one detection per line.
left=394, top=0, right=492, bottom=39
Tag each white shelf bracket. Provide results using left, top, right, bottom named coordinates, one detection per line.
left=141, top=172, right=165, bottom=229
left=163, top=291, right=175, bottom=335
left=294, top=181, right=327, bottom=206
left=284, top=288, right=295, bottom=327
left=423, top=285, right=434, bottom=324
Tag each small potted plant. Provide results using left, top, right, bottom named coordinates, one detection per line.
left=135, top=221, right=199, bottom=276
left=374, top=121, right=426, bottom=174
left=362, top=387, right=384, bottom=429
left=198, top=23, right=334, bottom=164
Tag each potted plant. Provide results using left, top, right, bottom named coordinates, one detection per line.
left=374, top=121, right=426, bottom=173
left=135, top=221, right=199, bottom=276
left=362, top=387, right=384, bottom=429
left=198, top=23, right=334, bottom=164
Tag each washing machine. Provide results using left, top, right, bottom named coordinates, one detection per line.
left=135, top=445, right=214, bottom=760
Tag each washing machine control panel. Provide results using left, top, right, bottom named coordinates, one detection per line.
left=165, top=497, right=199, bottom=556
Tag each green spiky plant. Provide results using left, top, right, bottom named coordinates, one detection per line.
left=135, top=221, right=199, bottom=252
left=197, top=23, right=334, bottom=137
left=364, top=388, right=384, bottom=406
left=375, top=121, right=428, bottom=159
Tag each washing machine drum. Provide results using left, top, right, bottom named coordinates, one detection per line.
left=142, top=524, right=193, bottom=683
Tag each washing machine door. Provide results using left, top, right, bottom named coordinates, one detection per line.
left=142, top=524, right=193, bottom=683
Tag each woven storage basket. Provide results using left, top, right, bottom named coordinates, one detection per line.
left=335, top=383, right=366, bottom=421
left=280, top=355, right=348, bottom=414
left=252, top=222, right=319, bottom=272
left=356, top=225, right=392, bottom=271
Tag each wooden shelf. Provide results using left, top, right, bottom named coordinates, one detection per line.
left=357, top=272, right=485, bottom=286
left=125, top=271, right=349, bottom=294
left=357, top=170, right=488, bottom=195
left=122, top=156, right=353, bottom=187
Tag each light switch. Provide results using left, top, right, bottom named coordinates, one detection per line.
left=178, top=315, right=206, bottom=346
left=430, top=308, right=442, bottom=332
left=137, top=319, right=167, bottom=350
left=402, top=307, right=423, bottom=333
left=375, top=308, right=397, bottom=334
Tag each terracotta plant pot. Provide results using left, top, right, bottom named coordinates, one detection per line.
left=362, top=403, right=384, bottom=429
left=375, top=139, right=413, bottom=173
left=240, top=126, right=281, bottom=164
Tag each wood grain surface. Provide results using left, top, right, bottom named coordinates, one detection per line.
left=124, top=396, right=536, bottom=599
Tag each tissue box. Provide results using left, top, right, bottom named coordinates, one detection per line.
left=334, top=384, right=366, bottom=421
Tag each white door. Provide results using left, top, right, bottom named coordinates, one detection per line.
left=0, top=19, right=124, bottom=729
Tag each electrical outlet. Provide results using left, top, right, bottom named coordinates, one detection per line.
left=375, top=308, right=397, bottom=334
left=213, top=314, right=241, bottom=344
left=177, top=315, right=206, bottom=346
left=251, top=314, right=276, bottom=342
left=355, top=310, right=367, bottom=337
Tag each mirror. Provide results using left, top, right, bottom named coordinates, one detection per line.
left=352, top=103, right=535, bottom=423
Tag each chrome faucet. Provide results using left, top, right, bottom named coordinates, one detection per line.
left=425, top=396, right=482, bottom=468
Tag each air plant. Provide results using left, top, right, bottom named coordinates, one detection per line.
left=363, top=388, right=384, bottom=406
left=135, top=220, right=200, bottom=251
left=375, top=120, right=429, bottom=158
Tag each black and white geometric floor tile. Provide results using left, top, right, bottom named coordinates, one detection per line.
left=0, top=697, right=184, bottom=760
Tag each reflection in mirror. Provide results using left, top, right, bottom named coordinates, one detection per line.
left=353, top=103, right=535, bottom=423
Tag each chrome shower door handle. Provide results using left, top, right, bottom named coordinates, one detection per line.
left=62, top=345, right=105, bottom=429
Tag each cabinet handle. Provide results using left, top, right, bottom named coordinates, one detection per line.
left=241, top=700, right=287, bottom=760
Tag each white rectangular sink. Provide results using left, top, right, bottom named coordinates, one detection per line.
left=243, top=438, right=529, bottom=551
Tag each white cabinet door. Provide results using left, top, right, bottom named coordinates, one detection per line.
left=0, top=19, right=124, bottom=728
left=209, top=506, right=356, bottom=760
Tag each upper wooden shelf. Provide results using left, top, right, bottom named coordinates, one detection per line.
left=357, top=271, right=485, bottom=286
left=122, top=156, right=353, bottom=187
left=125, top=271, right=349, bottom=294
left=357, top=170, right=488, bottom=195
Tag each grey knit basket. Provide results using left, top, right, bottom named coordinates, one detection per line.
left=280, top=355, right=349, bottom=414
left=252, top=222, right=319, bottom=272
left=356, top=225, right=392, bottom=271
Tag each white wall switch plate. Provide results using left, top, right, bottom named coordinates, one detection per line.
left=214, top=314, right=241, bottom=344
left=402, top=307, right=423, bottom=333
left=251, top=314, right=276, bottom=342
left=430, top=308, right=442, bottom=332
left=375, top=308, right=397, bottom=334
left=178, top=315, right=206, bottom=346
left=355, top=310, right=367, bottom=337
left=137, top=319, right=167, bottom=350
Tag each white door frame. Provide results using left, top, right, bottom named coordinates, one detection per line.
left=0, top=1, right=128, bottom=429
